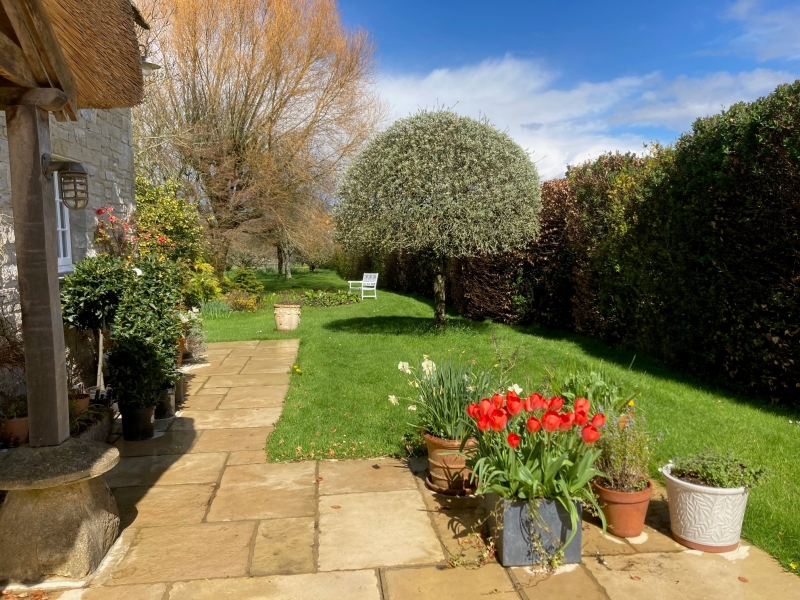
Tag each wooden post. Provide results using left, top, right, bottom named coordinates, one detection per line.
left=6, top=104, right=69, bottom=446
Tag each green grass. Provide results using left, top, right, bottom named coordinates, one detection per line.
left=205, top=269, right=800, bottom=574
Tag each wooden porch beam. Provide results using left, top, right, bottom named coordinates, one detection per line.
left=0, top=87, right=67, bottom=111
left=0, top=29, right=37, bottom=88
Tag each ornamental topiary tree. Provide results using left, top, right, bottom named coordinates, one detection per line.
left=335, top=110, right=542, bottom=326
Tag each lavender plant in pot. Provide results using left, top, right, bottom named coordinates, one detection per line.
left=592, top=403, right=653, bottom=538
left=660, top=449, right=765, bottom=552
left=394, top=357, right=495, bottom=494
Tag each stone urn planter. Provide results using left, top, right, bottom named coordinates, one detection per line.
left=486, top=494, right=582, bottom=567
left=423, top=433, right=476, bottom=494
left=659, top=463, right=749, bottom=552
left=69, top=393, right=91, bottom=417
left=592, top=479, right=653, bottom=538
left=1, top=416, right=29, bottom=446
left=274, top=303, right=301, bottom=332
left=120, top=406, right=156, bottom=441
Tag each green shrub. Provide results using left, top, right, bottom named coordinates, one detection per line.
left=228, top=268, right=264, bottom=296
left=61, top=255, right=134, bottom=332
left=183, top=261, right=222, bottom=308
left=226, top=290, right=259, bottom=312
left=301, top=290, right=361, bottom=307
left=109, top=255, right=183, bottom=410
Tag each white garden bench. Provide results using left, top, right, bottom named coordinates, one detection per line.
left=349, top=273, right=378, bottom=299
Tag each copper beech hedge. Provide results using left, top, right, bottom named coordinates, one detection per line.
left=334, top=80, right=800, bottom=405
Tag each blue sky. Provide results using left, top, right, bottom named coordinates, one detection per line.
left=338, top=0, right=800, bottom=178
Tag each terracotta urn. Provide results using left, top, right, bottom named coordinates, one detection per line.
left=423, top=433, right=476, bottom=494
left=69, top=393, right=91, bottom=416
left=592, top=478, right=653, bottom=538
left=1, top=417, right=29, bottom=446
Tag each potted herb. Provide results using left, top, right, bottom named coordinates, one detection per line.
left=274, top=292, right=301, bottom=332
left=395, top=357, right=495, bottom=493
left=660, top=449, right=764, bottom=552
left=0, top=395, right=28, bottom=446
left=467, top=391, right=606, bottom=567
left=592, top=404, right=653, bottom=538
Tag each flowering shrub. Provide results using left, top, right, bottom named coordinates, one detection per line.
left=94, top=206, right=138, bottom=258
left=394, top=356, right=497, bottom=440
left=226, top=290, right=259, bottom=313
left=467, top=389, right=607, bottom=544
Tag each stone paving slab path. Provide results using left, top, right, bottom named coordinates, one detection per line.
left=5, top=340, right=800, bottom=599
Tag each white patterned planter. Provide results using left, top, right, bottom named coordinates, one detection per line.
left=660, top=463, right=749, bottom=552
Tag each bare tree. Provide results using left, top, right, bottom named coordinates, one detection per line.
left=133, top=0, right=384, bottom=275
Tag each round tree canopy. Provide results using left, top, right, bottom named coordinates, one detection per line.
left=335, top=110, right=542, bottom=258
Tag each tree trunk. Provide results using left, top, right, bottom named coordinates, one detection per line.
left=432, top=257, right=447, bottom=328
left=212, top=235, right=230, bottom=280
left=283, top=244, right=293, bottom=279
left=276, top=245, right=284, bottom=277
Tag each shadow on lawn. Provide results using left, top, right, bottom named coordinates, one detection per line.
left=323, top=315, right=493, bottom=336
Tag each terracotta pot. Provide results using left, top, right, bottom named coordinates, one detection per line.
left=69, top=393, right=91, bottom=416
left=424, top=433, right=476, bottom=492
left=660, top=463, right=748, bottom=553
left=2, top=416, right=29, bottom=446
left=274, top=304, right=301, bottom=332
left=177, top=337, right=186, bottom=366
left=593, top=478, right=653, bottom=538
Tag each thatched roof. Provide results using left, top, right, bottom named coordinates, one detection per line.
left=44, top=0, right=143, bottom=109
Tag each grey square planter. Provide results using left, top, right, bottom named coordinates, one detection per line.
left=485, top=494, right=582, bottom=567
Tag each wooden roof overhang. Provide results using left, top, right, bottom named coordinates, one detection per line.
left=0, top=0, right=143, bottom=120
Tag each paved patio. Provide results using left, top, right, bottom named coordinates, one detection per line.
left=6, top=340, right=799, bottom=599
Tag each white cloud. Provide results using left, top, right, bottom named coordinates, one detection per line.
left=726, top=0, right=800, bottom=61
left=378, top=56, right=797, bottom=179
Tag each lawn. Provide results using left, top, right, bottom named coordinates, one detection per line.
left=205, top=269, right=800, bottom=574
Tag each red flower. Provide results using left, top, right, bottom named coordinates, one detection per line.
left=143, top=233, right=151, bottom=240
left=506, top=389, right=520, bottom=403
left=507, top=432, right=521, bottom=449
left=491, top=393, right=505, bottom=409
left=467, top=403, right=480, bottom=419
left=490, top=409, right=508, bottom=431
left=591, top=413, right=606, bottom=428
left=477, top=414, right=491, bottom=432
left=574, top=398, right=590, bottom=414
left=529, top=393, right=547, bottom=411
left=95, top=208, right=105, bottom=215
left=575, top=410, right=589, bottom=426
left=547, top=396, right=564, bottom=411
left=506, top=395, right=522, bottom=416
left=581, top=425, right=601, bottom=444
left=542, top=411, right=560, bottom=432
left=526, top=416, right=541, bottom=433
left=122, top=224, right=130, bottom=231
left=157, top=236, right=167, bottom=244
left=558, top=412, right=576, bottom=431
left=479, top=398, right=493, bottom=416
left=106, top=206, right=113, bottom=212
left=108, top=215, right=117, bottom=223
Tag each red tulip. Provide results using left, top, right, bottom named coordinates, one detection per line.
left=558, top=412, right=576, bottom=431
left=479, top=399, right=493, bottom=416
left=507, top=432, right=521, bottom=448
left=542, top=411, right=561, bottom=432
left=491, top=393, right=505, bottom=409
left=575, top=410, right=589, bottom=426
left=529, top=393, right=547, bottom=411
left=548, top=396, right=564, bottom=411
left=526, top=416, right=541, bottom=433
left=591, top=413, right=606, bottom=428
left=477, top=414, right=491, bottom=432
left=506, top=389, right=520, bottom=402
left=506, top=395, right=523, bottom=416
left=574, top=397, right=590, bottom=414
left=490, top=409, right=508, bottom=431
left=467, top=403, right=480, bottom=419
left=581, top=424, right=601, bottom=443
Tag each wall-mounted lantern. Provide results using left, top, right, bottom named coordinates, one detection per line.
left=42, top=153, right=89, bottom=210
left=140, top=46, right=161, bottom=76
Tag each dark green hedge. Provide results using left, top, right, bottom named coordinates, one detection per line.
left=333, top=80, right=800, bottom=405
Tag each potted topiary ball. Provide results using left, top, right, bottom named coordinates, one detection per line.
left=660, top=449, right=765, bottom=552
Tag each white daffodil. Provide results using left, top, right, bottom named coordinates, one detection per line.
left=388, top=395, right=399, bottom=406
left=508, top=383, right=523, bottom=395
left=397, top=361, right=412, bottom=374
left=408, top=405, right=417, bottom=411
left=421, top=359, right=436, bottom=377
left=462, top=374, right=470, bottom=382
left=466, top=386, right=476, bottom=393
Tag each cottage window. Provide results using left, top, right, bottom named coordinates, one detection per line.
left=54, top=175, right=73, bottom=271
